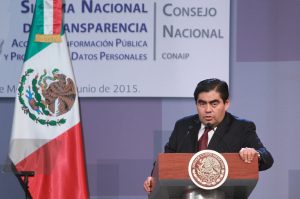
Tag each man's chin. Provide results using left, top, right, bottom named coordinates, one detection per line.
left=204, top=121, right=214, bottom=126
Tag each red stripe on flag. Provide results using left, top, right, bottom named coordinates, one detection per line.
left=53, top=0, right=62, bottom=34
left=16, top=123, right=89, bottom=199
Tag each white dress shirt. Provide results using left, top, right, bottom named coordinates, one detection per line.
left=197, top=124, right=217, bottom=145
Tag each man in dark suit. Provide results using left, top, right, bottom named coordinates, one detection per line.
left=143, top=78, right=273, bottom=193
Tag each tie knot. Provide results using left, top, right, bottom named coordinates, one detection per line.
left=204, top=126, right=211, bottom=133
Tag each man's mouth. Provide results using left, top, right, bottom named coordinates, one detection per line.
left=204, top=116, right=213, bottom=121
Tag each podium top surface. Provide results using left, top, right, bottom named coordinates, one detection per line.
left=149, top=153, right=259, bottom=199
left=156, top=153, right=258, bottom=181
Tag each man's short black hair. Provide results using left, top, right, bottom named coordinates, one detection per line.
left=193, top=78, right=229, bottom=103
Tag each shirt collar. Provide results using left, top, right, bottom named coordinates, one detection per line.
left=201, top=123, right=217, bottom=131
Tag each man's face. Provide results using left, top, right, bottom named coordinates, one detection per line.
left=196, top=90, right=230, bottom=127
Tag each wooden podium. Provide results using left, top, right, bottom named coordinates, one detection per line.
left=149, top=153, right=258, bottom=199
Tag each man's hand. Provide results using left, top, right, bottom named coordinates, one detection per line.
left=143, top=176, right=153, bottom=193
left=239, top=147, right=259, bottom=163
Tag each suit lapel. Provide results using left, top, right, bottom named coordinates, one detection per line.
left=208, top=113, right=232, bottom=150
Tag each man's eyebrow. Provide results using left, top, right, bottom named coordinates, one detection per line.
left=197, top=99, right=220, bottom=103
left=209, top=99, right=220, bottom=104
left=197, top=99, right=206, bottom=103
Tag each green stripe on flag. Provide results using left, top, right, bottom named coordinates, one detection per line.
left=24, top=0, right=64, bottom=61
left=24, top=0, right=48, bottom=61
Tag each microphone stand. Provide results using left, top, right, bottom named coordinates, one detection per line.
left=14, top=171, right=35, bottom=199
left=8, top=162, right=35, bottom=199
left=3, top=158, right=35, bottom=199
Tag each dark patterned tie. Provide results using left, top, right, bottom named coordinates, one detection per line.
left=198, top=127, right=210, bottom=151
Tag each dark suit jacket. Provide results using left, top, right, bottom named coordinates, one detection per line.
left=164, top=112, right=273, bottom=171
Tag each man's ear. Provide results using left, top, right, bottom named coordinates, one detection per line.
left=224, top=99, right=230, bottom=110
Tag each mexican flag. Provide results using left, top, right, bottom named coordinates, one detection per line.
left=8, top=0, right=89, bottom=198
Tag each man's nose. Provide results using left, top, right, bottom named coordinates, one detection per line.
left=205, top=104, right=212, bottom=112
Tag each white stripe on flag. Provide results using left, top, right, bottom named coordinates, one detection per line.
left=44, top=0, right=54, bottom=34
